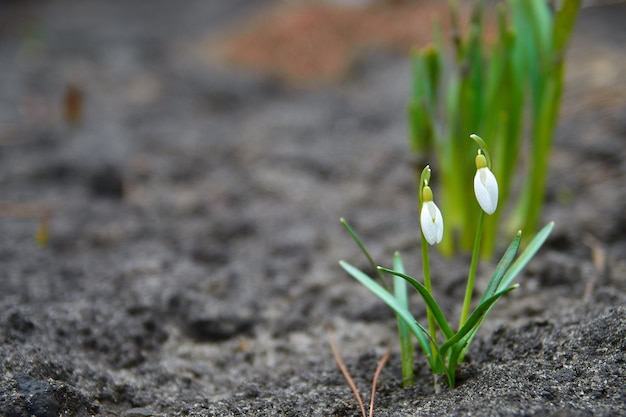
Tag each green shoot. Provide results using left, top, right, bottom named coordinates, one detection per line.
left=339, top=137, right=554, bottom=389
left=340, top=219, right=415, bottom=386
left=340, top=221, right=553, bottom=389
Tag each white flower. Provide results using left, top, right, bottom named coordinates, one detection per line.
left=420, top=185, right=444, bottom=245
left=473, top=153, right=498, bottom=215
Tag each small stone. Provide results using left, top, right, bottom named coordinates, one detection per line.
left=14, top=374, right=61, bottom=417
left=123, top=407, right=154, bottom=417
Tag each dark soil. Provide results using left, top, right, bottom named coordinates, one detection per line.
left=1, top=1, right=625, bottom=416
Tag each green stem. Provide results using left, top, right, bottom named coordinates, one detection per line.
left=421, top=234, right=438, bottom=350
left=459, top=210, right=484, bottom=328
left=422, top=238, right=441, bottom=394
left=418, top=165, right=440, bottom=393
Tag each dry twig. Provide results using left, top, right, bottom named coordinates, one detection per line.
left=583, top=234, right=607, bottom=301
left=328, top=327, right=389, bottom=417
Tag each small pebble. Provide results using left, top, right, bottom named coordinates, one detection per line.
left=123, top=407, right=154, bottom=417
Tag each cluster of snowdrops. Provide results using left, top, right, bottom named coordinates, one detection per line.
left=340, top=134, right=553, bottom=392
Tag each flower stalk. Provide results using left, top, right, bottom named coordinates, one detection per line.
left=460, top=135, right=498, bottom=327
left=418, top=166, right=442, bottom=391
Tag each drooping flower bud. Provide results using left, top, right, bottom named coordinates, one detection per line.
left=420, top=183, right=444, bottom=245
left=473, top=153, right=498, bottom=215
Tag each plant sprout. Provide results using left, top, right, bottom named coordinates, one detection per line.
left=408, top=0, right=580, bottom=256
left=340, top=135, right=554, bottom=390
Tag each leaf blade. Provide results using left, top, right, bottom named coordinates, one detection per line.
left=440, top=284, right=518, bottom=355
left=481, top=230, right=521, bottom=303
left=393, top=252, right=414, bottom=387
left=339, top=261, right=434, bottom=363
left=498, top=221, right=554, bottom=291
left=378, top=267, right=455, bottom=340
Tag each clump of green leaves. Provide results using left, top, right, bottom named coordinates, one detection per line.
left=340, top=135, right=553, bottom=391
left=408, top=0, right=580, bottom=256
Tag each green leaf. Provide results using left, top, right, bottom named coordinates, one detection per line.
left=439, top=284, right=518, bottom=356
left=393, top=253, right=415, bottom=387
left=456, top=231, right=521, bottom=363
left=423, top=45, right=441, bottom=105
left=481, top=230, right=521, bottom=302
left=340, top=218, right=387, bottom=290
left=457, top=225, right=551, bottom=362
left=498, top=221, right=554, bottom=291
left=339, top=261, right=434, bottom=364
left=526, top=0, right=552, bottom=56
left=553, top=0, right=582, bottom=55
left=378, top=267, right=455, bottom=340
left=393, top=253, right=410, bottom=312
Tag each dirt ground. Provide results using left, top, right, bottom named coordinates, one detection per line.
left=1, top=1, right=625, bottom=416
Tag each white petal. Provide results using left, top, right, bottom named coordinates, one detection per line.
left=435, top=207, right=443, bottom=243
left=420, top=201, right=444, bottom=245
left=474, top=167, right=498, bottom=214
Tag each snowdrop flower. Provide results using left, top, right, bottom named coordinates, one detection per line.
left=473, top=152, right=498, bottom=215
left=420, top=183, right=444, bottom=245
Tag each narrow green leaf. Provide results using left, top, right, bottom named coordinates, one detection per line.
left=481, top=230, right=521, bottom=302
left=340, top=218, right=387, bottom=289
left=553, top=0, right=582, bottom=54
left=526, top=0, right=552, bottom=56
left=339, top=261, right=434, bottom=363
left=459, top=224, right=550, bottom=361
left=451, top=324, right=478, bottom=365
left=439, top=284, right=518, bottom=356
left=378, top=267, right=455, bottom=340
left=393, top=252, right=414, bottom=387
left=423, top=45, right=441, bottom=105
left=445, top=342, right=463, bottom=387
left=393, top=253, right=409, bottom=309
left=498, top=221, right=554, bottom=291
left=456, top=231, right=520, bottom=361
left=408, top=100, right=432, bottom=152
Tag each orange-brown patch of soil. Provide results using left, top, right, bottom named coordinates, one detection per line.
left=218, top=1, right=449, bottom=85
